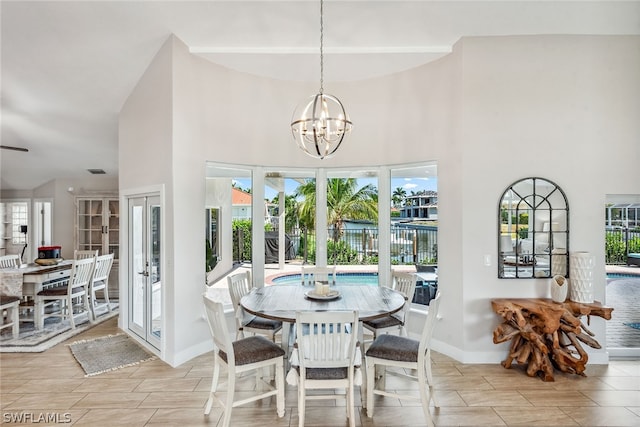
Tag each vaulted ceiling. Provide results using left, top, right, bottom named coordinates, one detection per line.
left=2, top=1, right=638, bottom=190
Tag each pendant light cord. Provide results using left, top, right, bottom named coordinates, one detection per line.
left=319, top=0, right=324, bottom=94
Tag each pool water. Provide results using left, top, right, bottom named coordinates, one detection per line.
left=269, top=271, right=439, bottom=305
left=607, top=273, right=640, bottom=279
left=271, top=272, right=379, bottom=285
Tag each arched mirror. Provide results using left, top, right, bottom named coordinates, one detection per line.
left=498, top=177, right=569, bottom=279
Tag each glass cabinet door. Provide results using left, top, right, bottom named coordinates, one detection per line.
left=77, top=198, right=119, bottom=259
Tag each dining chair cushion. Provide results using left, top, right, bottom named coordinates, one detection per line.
left=244, top=316, right=282, bottom=331
left=365, top=333, right=419, bottom=363
left=37, top=286, right=83, bottom=296
left=0, top=295, right=21, bottom=305
left=218, top=335, right=285, bottom=366
left=294, top=366, right=349, bottom=380
left=363, top=315, right=403, bottom=330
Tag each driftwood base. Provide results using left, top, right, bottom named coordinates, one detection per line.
left=491, top=298, right=613, bottom=381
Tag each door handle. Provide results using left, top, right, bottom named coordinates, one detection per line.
left=138, top=271, right=149, bottom=277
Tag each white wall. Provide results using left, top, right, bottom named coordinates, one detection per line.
left=456, top=35, right=640, bottom=362
left=119, top=35, right=175, bottom=362
left=120, top=34, right=640, bottom=366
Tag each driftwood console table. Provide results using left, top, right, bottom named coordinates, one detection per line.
left=491, top=298, right=613, bottom=381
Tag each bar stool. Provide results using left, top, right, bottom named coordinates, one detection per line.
left=0, top=295, right=21, bottom=338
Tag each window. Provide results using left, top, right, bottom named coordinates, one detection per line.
left=11, top=202, right=28, bottom=244
left=205, top=161, right=438, bottom=304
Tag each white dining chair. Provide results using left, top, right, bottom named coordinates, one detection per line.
left=227, top=270, right=282, bottom=341
left=74, top=249, right=98, bottom=260
left=363, top=270, right=417, bottom=340
left=0, top=254, right=20, bottom=269
left=202, top=295, right=285, bottom=427
left=365, top=292, right=441, bottom=427
left=300, top=265, right=337, bottom=286
left=290, top=310, right=360, bottom=427
left=88, top=253, right=114, bottom=320
left=35, top=256, right=96, bottom=329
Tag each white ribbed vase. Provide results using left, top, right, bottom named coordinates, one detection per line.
left=569, top=251, right=595, bottom=303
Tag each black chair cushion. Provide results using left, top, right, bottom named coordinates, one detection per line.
left=92, top=280, right=107, bottom=288
left=295, top=366, right=348, bottom=380
left=219, top=335, right=285, bottom=366
left=363, top=315, right=403, bottom=330
left=244, top=316, right=282, bottom=331
left=365, top=333, right=419, bottom=363
left=0, top=295, right=20, bottom=306
left=306, top=367, right=348, bottom=380
left=37, top=286, right=83, bottom=296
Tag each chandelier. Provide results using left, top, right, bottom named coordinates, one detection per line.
left=291, top=0, right=352, bottom=159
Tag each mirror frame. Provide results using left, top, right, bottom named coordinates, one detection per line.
left=498, top=177, right=569, bottom=279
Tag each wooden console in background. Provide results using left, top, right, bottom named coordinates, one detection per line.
left=491, top=298, right=613, bottom=381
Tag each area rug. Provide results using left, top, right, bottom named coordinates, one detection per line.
left=0, top=304, right=118, bottom=353
left=69, top=333, right=156, bottom=377
left=624, top=322, right=640, bottom=330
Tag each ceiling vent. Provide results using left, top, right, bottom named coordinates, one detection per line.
left=87, top=169, right=106, bottom=175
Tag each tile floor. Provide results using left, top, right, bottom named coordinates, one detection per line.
left=1, top=317, right=639, bottom=426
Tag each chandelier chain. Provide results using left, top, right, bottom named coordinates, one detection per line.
left=319, top=0, right=324, bottom=94
left=290, top=0, right=351, bottom=160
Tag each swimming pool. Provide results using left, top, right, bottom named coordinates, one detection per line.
left=607, top=273, right=640, bottom=279
left=270, top=272, right=379, bottom=285
left=268, top=271, right=438, bottom=305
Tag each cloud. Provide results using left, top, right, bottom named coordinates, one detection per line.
left=404, top=183, right=418, bottom=189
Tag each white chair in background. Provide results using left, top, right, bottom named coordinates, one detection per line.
left=202, top=295, right=285, bottom=427
left=227, top=270, right=282, bottom=341
left=88, top=253, right=114, bottom=319
left=74, top=249, right=98, bottom=260
left=291, top=310, right=360, bottom=427
left=365, top=292, right=441, bottom=427
left=0, top=254, right=20, bottom=269
left=363, top=270, right=417, bottom=340
left=300, top=265, right=337, bottom=286
left=35, top=256, right=96, bottom=329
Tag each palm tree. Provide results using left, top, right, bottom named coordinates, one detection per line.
left=296, top=178, right=378, bottom=242
left=270, top=194, right=299, bottom=232
left=392, top=187, right=406, bottom=208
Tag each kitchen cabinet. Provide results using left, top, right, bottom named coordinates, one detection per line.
left=75, top=197, right=119, bottom=297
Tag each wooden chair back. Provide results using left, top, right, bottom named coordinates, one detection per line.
left=300, top=266, right=337, bottom=286
left=391, top=270, right=417, bottom=322
left=295, top=310, right=358, bottom=369
left=92, top=253, right=114, bottom=283
left=69, top=257, right=97, bottom=293
left=418, top=291, right=441, bottom=362
left=0, top=254, right=20, bottom=269
left=202, top=295, right=235, bottom=366
left=74, top=249, right=99, bottom=260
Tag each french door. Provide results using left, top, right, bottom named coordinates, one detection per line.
left=128, top=194, right=161, bottom=350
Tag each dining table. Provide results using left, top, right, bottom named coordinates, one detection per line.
left=0, top=260, right=73, bottom=329
left=240, top=284, right=405, bottom=324
left=240, top=283, right=406, bottom=407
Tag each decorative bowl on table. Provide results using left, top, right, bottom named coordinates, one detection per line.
left=304, top=289, right=341, bottom=301
left=34, top=258, right=63, bottom=266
